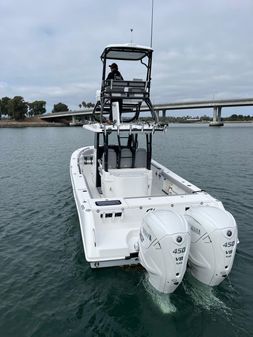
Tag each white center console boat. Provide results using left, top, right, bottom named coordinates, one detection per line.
left=70, top=44, right=238, bottom=293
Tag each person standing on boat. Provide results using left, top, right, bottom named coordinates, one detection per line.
left=106, top=63, right=124, bottom=120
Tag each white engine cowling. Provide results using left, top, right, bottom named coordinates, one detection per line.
left=138, top=209, right=191, bottom=294
left=185, top=206, right=238, bottom=286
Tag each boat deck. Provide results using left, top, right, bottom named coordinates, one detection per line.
left=78, top=145, right=198, bottom=200
left=81, top=163, right=170, bottom=199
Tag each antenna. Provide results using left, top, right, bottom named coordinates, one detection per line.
left=150, top=0, right=154, bottom=47
left=130, top=28, right=133, bottom=44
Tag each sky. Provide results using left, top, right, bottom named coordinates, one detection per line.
left=0, top=0, right=253, bottom=116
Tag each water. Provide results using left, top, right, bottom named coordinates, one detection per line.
left=0, top=124, right=253, bottom=337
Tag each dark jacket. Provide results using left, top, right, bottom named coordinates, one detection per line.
left=106, top=70, right=124, bottom=81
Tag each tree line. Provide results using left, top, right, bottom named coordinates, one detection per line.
left=0, top=96, right=46, bottom=120
left=0, top=96, right=95, bottom=120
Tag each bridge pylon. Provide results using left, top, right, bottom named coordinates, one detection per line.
left=159, top=109, right=166, bottom=118
left=209, top=106, right=224, bottom=127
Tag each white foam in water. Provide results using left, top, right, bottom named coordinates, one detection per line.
left=183, top=273, right=230, bottom=315
left=142, top=272, right=232, bottom=316
left=143, top=274, right=177, bottom=314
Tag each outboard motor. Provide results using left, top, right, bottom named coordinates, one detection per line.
left=138, top=209, right=190, bottom=294
left=185, top=206, right=238, bottom=286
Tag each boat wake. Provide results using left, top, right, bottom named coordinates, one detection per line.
left=182, top=273, right=231, bottom=315
left=143, top=271, right=234, bottom=317
left=143, top=274, right=177, bottom=314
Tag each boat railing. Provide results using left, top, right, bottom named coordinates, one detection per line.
left=102, top=79, right=150, bottom=100
left=92, top=78, right=158, bottom=123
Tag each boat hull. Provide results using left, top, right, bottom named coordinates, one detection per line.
left=70, top=146, right=225, bottom=268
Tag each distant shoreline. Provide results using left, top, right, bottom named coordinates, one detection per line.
left=0, top=118, right=252, bottom=128
left=0, top=117, right=67, bottom=128
left=0, top=122, right=67, bottom=128
left=172, top=120, right=253, bottom=124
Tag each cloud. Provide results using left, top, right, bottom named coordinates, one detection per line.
left=0, top=0, right=253, bottom=115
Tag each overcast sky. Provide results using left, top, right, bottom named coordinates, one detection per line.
left=0, top=0, right=253, bottom=116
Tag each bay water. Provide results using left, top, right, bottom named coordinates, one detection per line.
left=0, top=123, right=252, bottom=337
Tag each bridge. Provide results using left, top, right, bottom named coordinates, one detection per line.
left=40, top=97, right=253, bottom=126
